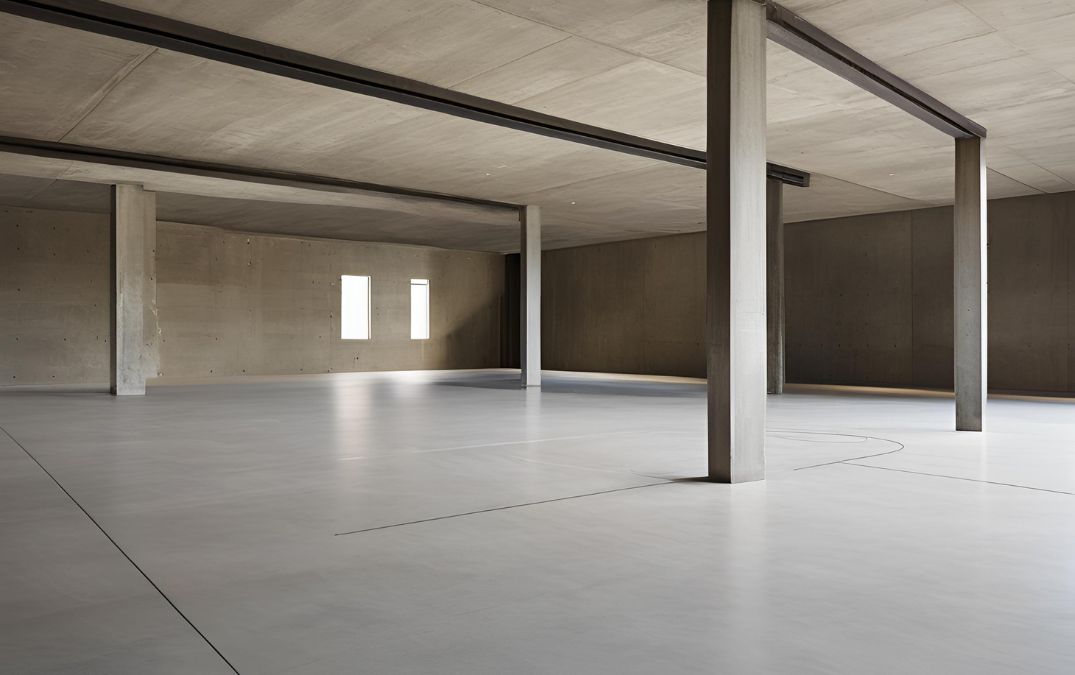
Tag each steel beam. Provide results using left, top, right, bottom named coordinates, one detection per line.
left=767, top=2, right=986, bottom=139
left=0, top=0, right=812, bottom=184
left=767, top=162, right=810, bottom=188
left=0, top=134, right=518, bottom=215
left=0, top=0, right=707, bottom=169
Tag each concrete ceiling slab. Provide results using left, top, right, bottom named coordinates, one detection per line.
left=0, top=173, right=111, bottom=211
left=0, top=173, right=523, bottom=251
left=0, top=16, right=152, bottom=139
left=2, top=0, right=1075, bottom=249
left=0, top=153, right=517, bottom=229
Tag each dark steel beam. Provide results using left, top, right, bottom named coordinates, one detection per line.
left=767, top=2, right=986, bottom=139
left=0, top=134, right=521, bottom=212
left=0, top=0, right=709, bottom=169
left=0, top=0, right=812, bottom=187
left=766, top=162, right=809, bottom=188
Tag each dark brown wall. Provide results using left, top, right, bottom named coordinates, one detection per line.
left=787, top=192, right=1075, bottom=393
left=542, top=232, right=705, bottom=378
left=543, top=191, right=1075, bottom=394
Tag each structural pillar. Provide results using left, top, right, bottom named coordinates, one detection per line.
left=954, top=137, right=987, bottom=430
left=707, top=0, right=768, bottom=483
left=110, top=184, right=155, bottom=395
left=520, top=205, right=541, bottom=388
left=766, top=177, right=785, bottom=395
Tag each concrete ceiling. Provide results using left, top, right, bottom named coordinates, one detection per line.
left=0, top=173, right=529, bottom=251
left=0, top=0, right=1073, bottom=251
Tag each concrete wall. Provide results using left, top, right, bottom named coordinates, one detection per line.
left=1, top=206, right=505, bottom=385
left=543, top=232, right=705, bottom=377
left=0, top=207, right=110, bottom=385
left=542, top=191, right=1075, bottom=394
left=787, top=191, right=1075, bottom=393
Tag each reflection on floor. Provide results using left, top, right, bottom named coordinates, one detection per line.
left=2, top=369, right=1074, bottom=674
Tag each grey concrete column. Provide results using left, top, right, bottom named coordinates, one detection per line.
left=520, top=205, right=541, bottom=388
left=766, top=177, right=785, bottom=395
left=143, top=199, right=160, bottom=382
left=707, top=0, right=767, bottom=483
left=954, top=137, right=987, bottom=430
left=110, top=184, right=155, bottom=395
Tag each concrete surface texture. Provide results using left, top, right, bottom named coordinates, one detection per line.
left=109, top=184, right=153, bottom=395
left=0, top=206, right=505, bottom=385
left=706, top=0, right=768, bottom=483
left=520, top=205, right=541, bottom=387
left=0, top=170, right=523, bottom=254
left=787, top=190, right=1075, bottom=394
left=542, top=231, right=705, bottom=378
left=542, top=189, right=1075, bottom=394
left=953, top=137, right=988, bottom=430
left=2, top=370, right=1075, bottom=673
left=2, top=1, right=1074, bottom=251
left=767, top=177, right=785, bottom=394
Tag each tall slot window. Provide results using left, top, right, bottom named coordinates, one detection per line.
left=410, top=279, right=430, bottom=340
left=340, top=275, right=371, bottom=340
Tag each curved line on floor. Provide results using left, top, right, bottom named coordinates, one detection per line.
left=778, top=428, right=1074, bottom=496
left=769, top=429, right=907, bottom=470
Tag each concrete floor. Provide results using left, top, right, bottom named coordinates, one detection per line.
left=2, top=370, right=1075, bottom=674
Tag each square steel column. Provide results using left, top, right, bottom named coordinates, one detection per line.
left=520, top=205, right=541, bottom=388
left=707, top=0, right=768, bottom=482
left=954, top=137, right=987, bottom=430
left=110, top=184, right=155, bottom=395
left=766, top=177, right=785, bottom=395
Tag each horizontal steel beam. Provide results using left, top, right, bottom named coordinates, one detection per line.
left=0, top=0, right=708, bottom=169
left=767, top=162, right=809, bottom=188
left=767, top=2, right=986, bottom=139
left=0, top=134, right=521, bottom=212
left=0, top=0, right=812, bottom=187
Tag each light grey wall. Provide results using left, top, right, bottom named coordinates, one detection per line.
left=1, top=207, right=505, bottom=385
left=543, top=191, right=1075, bottom=394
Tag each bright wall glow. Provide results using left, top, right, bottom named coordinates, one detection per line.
left=340, top=275, right=371, bottom=340
left=410, top=279, right=430, bottom=340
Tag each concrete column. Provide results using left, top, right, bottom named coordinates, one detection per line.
left=954, top=137, right=987, bottom=430
left=707, top=0, right=767, bottom=483
left=143, top=200, right=160, bottom=382
left=520, top=205, right=541, bottom=388
left=110, top=184, right=155, bottom=395
left=766, top=177, right=785, bottom=395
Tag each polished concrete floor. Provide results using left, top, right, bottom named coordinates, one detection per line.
left=2, top=369, right=1075, bottom=674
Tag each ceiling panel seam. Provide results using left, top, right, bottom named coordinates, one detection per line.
left=464, top=0, right=707, bottom=77
left=58, top=46, right=156, bottom=142
left=450, top=34, right=576, bottom=90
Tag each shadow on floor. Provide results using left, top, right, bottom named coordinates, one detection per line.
left=434, top=374, right=707, bottom=398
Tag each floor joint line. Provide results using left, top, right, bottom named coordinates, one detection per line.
left=840, top=461, right=1075, bottom=496
left=0, top=424, right=241, bottom=675
left=334, top=481, right=672, bottom=537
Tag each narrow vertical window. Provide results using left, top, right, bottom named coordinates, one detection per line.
left=340, top=275, right=371, bottom=340
left=410, top=279, right=430, bottom=340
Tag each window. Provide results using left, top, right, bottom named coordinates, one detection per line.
left=410, top=279, right=430, bottom=340
left=340, top=275, right=371, bottom=340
